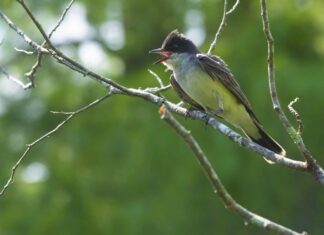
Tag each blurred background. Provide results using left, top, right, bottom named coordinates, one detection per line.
left=0, top=0, right=324, bottom=234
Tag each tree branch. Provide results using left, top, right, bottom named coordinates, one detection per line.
left=0, top=10, right=49, bottom=54
left=288, top=97, right=303, bottom=135
left=208, top=0, right=228, bottom=54
left=260, top=0, right=324, bottom=184
left=160, top=105, right=306, bottom=235
left=24, top=0, right=75, bottom=87
left=0, top=92, right=113, bottom=195
left=0, top=65, right=32, bottom=89
left=208, top=0, right=240, bottom=54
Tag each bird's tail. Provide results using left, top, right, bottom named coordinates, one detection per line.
left=242, top=121, right=286, bottom=163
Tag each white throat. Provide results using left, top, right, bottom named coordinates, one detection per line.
left=162, top=53, right=196, bottom=72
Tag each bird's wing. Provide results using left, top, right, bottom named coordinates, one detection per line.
left=169, top=75, right=204, bottom=110
left=197, top=54, right=258, bottom=120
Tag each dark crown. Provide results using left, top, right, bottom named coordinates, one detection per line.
left=161, top=30, right=199, bottom=54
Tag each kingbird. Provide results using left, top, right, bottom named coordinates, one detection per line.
left=150, top=30, right=285, bottom=157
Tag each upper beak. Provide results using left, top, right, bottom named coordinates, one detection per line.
left=149, top=48, right=172, bottom=64
left=149, top=48, right=167, bottom=54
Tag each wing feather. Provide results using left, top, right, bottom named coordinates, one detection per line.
left=169, top=75, right=204, bottom=110
left=196, top=54, right=259, bottom=121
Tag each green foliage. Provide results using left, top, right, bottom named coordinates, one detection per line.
left=0, top=0, right=324, bottom=234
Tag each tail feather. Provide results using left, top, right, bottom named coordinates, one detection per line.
left=242, top=122, right=286, bottom=163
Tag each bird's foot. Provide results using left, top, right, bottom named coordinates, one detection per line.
left=185, top=106, right=200, bottom=118
left=210, top=93, right=224, bottom=118
left=202, top=113, right=211, bottom=126
left=210, top=107, right=223, bottom=118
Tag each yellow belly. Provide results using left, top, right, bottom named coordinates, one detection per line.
left=175, top=68, right=257, bottom=134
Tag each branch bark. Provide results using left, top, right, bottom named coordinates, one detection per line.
left=24, top=0, right=75, bottom=87
left=0, top=92, right=113, bottom=196
left=208, top=0, right=240, bottom=54
left=260, top=0, right=324, bottom=184
left=160, top=105, right=306, bottom=235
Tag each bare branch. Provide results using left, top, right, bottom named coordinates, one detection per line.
left=51, top=91, right=113, bottom=115
left=24, top=0, right=75, bottom=87
left=184, top=108, right=307, bottom=170
left=260, top=0, right=324, bottom=184
left=24, top=52, right=42, bottom=87
left=147, top=69, right=171, bottom=94
left=208, top=0, right=228, bottom=54
left=148, top=69, right=165, bottom=88
left=16, top=0, right=58, bottom=54
left=0, top=92, right=113, bottom=196
left=14, top=47, right=34, bottom=54
left=226, top=0, right=240, bottom=15
left=142, top=85, right=171, bottom=94
left=288, top=97, right=304, bottom=134
left=48, top=0, right=75, bottom=39
left=160, top=105, right=306, bottom=235
left=208, top=0, right=239, bottom=54
left=0, top=10, right=48, bottom=53
left=0, top=8, right=129, bottom=92
left=0, top=66, right=33, bottom=89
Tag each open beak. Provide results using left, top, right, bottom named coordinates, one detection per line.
left=149, top=48, right=172, bottom=64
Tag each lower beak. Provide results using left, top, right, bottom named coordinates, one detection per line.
left=149, top=48, right=172, bottom=64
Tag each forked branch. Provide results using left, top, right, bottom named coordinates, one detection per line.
left=160, top=105, right=306, bottom=235
left=260, top=0, right=324, bottom=184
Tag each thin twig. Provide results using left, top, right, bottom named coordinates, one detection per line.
left=14, top=47, right=34, bottom=54
left=226, top=0, right=240, bottom=15
left=16, top=0, right=59, bottom=54
left=25, top=52, right=43, bottom=86
left=148, top=69, right=165, bottom=88
left=288, top=97, right=304, bottom=134
left=7, top=1, right=128, bottom=92
left=208, top=0, right=228, bottom=54
left=160, top=105, right=306, bottom=235
left=260, top=0, right=324, bottom=184
left=0, top=10, right=48, bottom=53
left=207, top=0, right=240, bottom=54
left=48, top=0, right=75, bottom=39
left=147, top=69, right=171, bottom=94
left=142, top=85, right=171, bottom=94
left=24, top=0, right=75, bottom=87
left=0, top=92, right=113, bottom=196
left=50, top=92, right=113, bottom=115
left=0, top=66, right=32, bottom=89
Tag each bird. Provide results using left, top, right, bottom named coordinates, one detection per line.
left=150, top=30, right=286, bottom=158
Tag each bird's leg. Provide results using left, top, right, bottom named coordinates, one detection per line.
left=210, top=93, right=224, bottom=117
left=185, top=106, right=200, bottom=118
left=184, top=106, right=210, bottom=126
left=175, top=100, right=195, bottom=118
left=175, top=101, right=191, bottom=118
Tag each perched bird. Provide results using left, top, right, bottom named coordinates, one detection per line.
left=150, top=30, right=285, bottom=157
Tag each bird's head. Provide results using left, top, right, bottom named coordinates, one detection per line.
left=150, top=30, right=199, bottom=68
